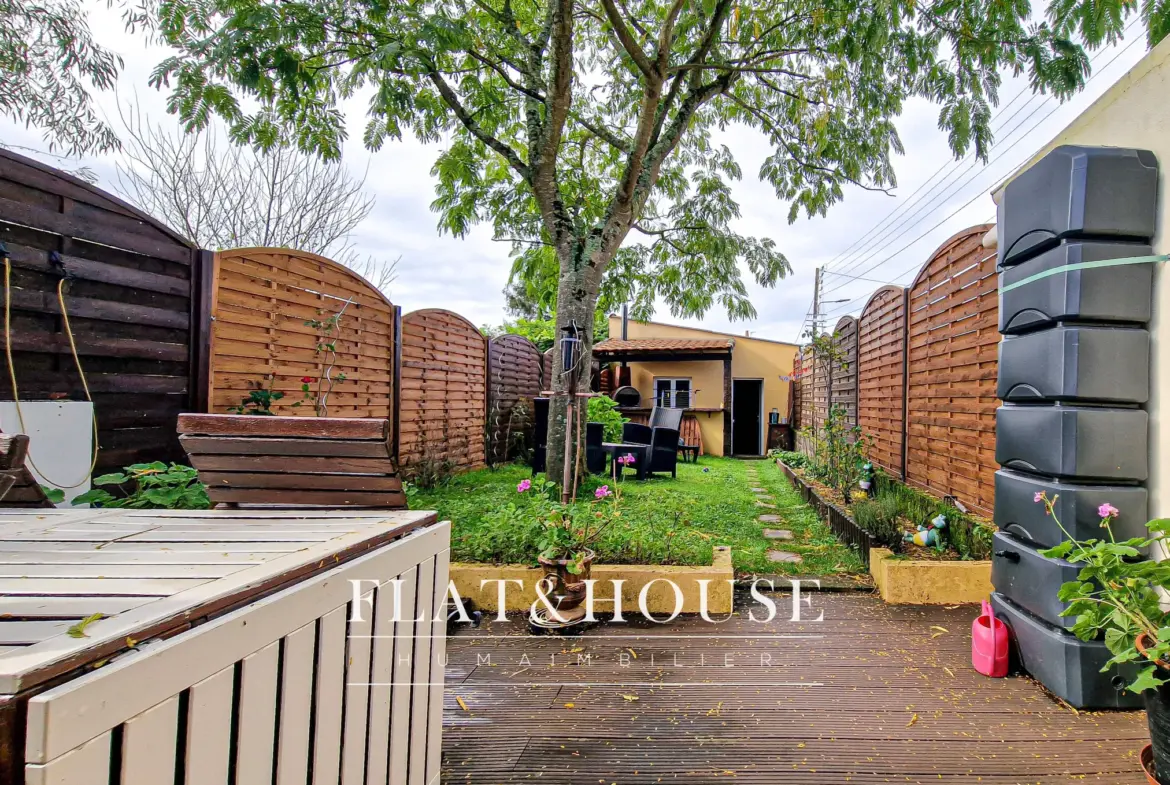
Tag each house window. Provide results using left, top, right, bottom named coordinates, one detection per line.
left=654, top=378, right=692, bottom=409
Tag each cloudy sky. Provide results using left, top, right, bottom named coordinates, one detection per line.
left=0, top=8, right=1152, bottom=342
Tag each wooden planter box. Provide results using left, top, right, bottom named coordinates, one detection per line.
left=177, top=414, right=406, bottom=508
left=0, top=507, right=445, bottom=783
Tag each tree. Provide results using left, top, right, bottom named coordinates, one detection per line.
left=133, top=0, right=1163, bottom=489
left=1, top=0, right=121, bottom=154
left=114, top=103, right=398, bottom=289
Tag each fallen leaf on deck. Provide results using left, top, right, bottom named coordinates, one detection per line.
left=564, top=703, right=575, bottom=709
left=456, top=696, right=469, bottom=712
left=906, top=712, right=919, bottom=728
left=622, top=694, right=639, bottom=702
left=67, top=613, right=105, bottom=639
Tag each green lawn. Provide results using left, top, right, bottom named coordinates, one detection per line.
left=408, top=457, right=864, bottom=576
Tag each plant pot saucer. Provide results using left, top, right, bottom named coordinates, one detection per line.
left=528, top=604, right=590, bottom=634
left=1142, top=744, right=1159, bottom=785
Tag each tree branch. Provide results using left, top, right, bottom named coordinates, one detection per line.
left=425, top=71, right=530, bottom=179
left=598, top=0, right=656, bottom=78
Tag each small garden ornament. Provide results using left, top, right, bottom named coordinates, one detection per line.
left=905, top=513, right=947, bottom=547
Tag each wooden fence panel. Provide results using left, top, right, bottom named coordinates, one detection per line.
left=858, top=286, right=906, bottom=477
left=790, top=352, right=803, bottom=428
left=208, top=248, right=397, bottom=423
left=812, top=344, right=830, bottom=433
left=400, top=309, right=487, bottom=473
left=0, top=148, right=208, bottom=472
left=830, top=316, right=858, bottom=429
left=487, top=334, right=542, bottom=464
left=798, top=346, right=815, bottom=431
left=905, top=225, right=998, bottom=516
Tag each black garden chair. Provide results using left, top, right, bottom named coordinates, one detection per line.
left=621, top=406, right=683, bottom=478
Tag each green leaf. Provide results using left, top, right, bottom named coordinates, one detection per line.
left=1128, top=665, right=1169, bottom=694
left=67, top=613, right=105, bottom=638
left=40, top=485, right=65, bottom=504
left=91, top=473, right=128, bottom=487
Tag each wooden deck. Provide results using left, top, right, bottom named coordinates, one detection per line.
left=442, top=593, right=1147, bottom=783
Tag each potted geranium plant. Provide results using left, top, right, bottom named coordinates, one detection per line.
left=516, top=476, right=622, bottom=627
left=1036, top=492, right=1170, bottom=784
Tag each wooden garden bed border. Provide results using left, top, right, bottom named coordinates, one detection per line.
left=776, top=459, right=874, bottom=568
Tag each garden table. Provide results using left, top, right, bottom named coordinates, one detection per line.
left=602, top=442, right=651, bottom=480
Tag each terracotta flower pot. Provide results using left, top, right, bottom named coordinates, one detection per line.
left=1144, top=745, right=1159, bottom=785
left=1137, top=633, right=1170, bottom=785
left=537, top=550, right=595, bottom=612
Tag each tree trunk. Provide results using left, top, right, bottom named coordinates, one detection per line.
left=545, top=253, right=601, bottom=497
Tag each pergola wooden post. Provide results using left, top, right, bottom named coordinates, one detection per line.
left=722, top=356, right=732, bottom=457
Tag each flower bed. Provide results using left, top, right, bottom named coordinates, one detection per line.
left=777, top=456, right=993, bottom=604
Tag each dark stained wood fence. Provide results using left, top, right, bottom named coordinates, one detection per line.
left=905, top=225, right=998, bottom=516
left=0, top=148, right=210, bottom=472
left=858, top=286, right=907, bottom=477
left=487, top=334, right=542, bottom=464
left=399, top=309, right=488, bottom=473
left=830, top=316, right=858, bottom=429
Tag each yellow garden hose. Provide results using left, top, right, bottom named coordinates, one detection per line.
left=3, top=253, right=100, bottom=488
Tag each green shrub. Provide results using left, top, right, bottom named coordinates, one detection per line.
left=73, top=463, right=210, bottom=509
left=852, top=495, right=904, bottom=551
left=588, top=395, right=628, bottom=443
left=774, top=450, right=808, bottom=469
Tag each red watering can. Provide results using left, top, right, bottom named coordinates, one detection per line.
left=971, top=600, right=1009, bottom=677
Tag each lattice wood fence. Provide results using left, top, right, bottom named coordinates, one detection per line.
left=487, top=334, right=542, bottom=464
left=904, top=225, right=998, bottom=516
left=857, top=286, right=907, bottom=477
left=208, top=249, right=397, bottom=422
left=399, top=309, right=487, bottom=473
left=0, top=147, right=210, bottom=472
left=830, top=316, right=859, bottom=430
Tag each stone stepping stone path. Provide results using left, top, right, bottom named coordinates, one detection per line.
left=763, top=529, right=794, bottom=541
left=755, top=501, right=777, bottom=509
left=766, top=550, right=802, bottom=564
left=758, top=514, right=782, bottom=523
left=750, top=487, right=767, bottom=493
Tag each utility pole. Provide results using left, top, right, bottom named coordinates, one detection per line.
left=811, top=266, right=822, bottom=338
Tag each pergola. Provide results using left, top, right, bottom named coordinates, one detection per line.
left=592, top=337, right=735, bottom=455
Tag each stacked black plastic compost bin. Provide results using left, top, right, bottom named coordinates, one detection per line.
left=991, top=145, right=1159, bottom=709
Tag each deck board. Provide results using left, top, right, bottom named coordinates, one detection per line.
left=442, top=593, right=1147, bottom=783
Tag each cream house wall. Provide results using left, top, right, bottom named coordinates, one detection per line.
left=993, top=36, right=1170, bottom=519
left=605, top=317, right=799, bottom=455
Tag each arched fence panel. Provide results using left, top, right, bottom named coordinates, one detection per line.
left=208, top=249, right=397, bottom=420
left=858, top=286, right=906, bottom=477
left=0, top=147, right=208, bottom=472
left=830, top=316, right=858, bottom=429
left=790, top=352, right=803, bottom=428
left=905, top=225, right=998, bottom=516
left=400, top=309, right=488, bottom=473
left=487, top=334, right=543, bottom=464
left=812, top=345, right=830, bottom=433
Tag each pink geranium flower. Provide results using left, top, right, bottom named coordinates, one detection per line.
left=1033, top=491, right=1045, bottom=504
left=595, top=485, right=611, bottom=499
left=618, top=454, right=635, bottom=465
left=517, top=479, right=531, bottom=493
left=1098, top=502, right=1119, bottom=519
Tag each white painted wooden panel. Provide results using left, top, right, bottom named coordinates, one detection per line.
left=387, top=567, right=417, bottom=785
left=21, top=522, right=449, bottom=785
left=24, top=731, right=111, bottom=785
left=25, top=525, right=448, bottom=763
left=185, top=667, right=234, bottom=785
left=236, top=642, right=280, bottom=785
left=407, top=557, right=436, bottom=785
left=312, top=606, right=347, bottom=785
left=364, top=577, right=400, bottom=785
left=276, top=623, right=316, bottom=785
left=340, top=590, right=374, bottom=785
left=121, top=696, right=179, bottom=785
left=425, top=549, right=451, bottom=784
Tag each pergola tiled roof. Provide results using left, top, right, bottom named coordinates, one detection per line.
left=592, top=337, right=734, bottom=361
